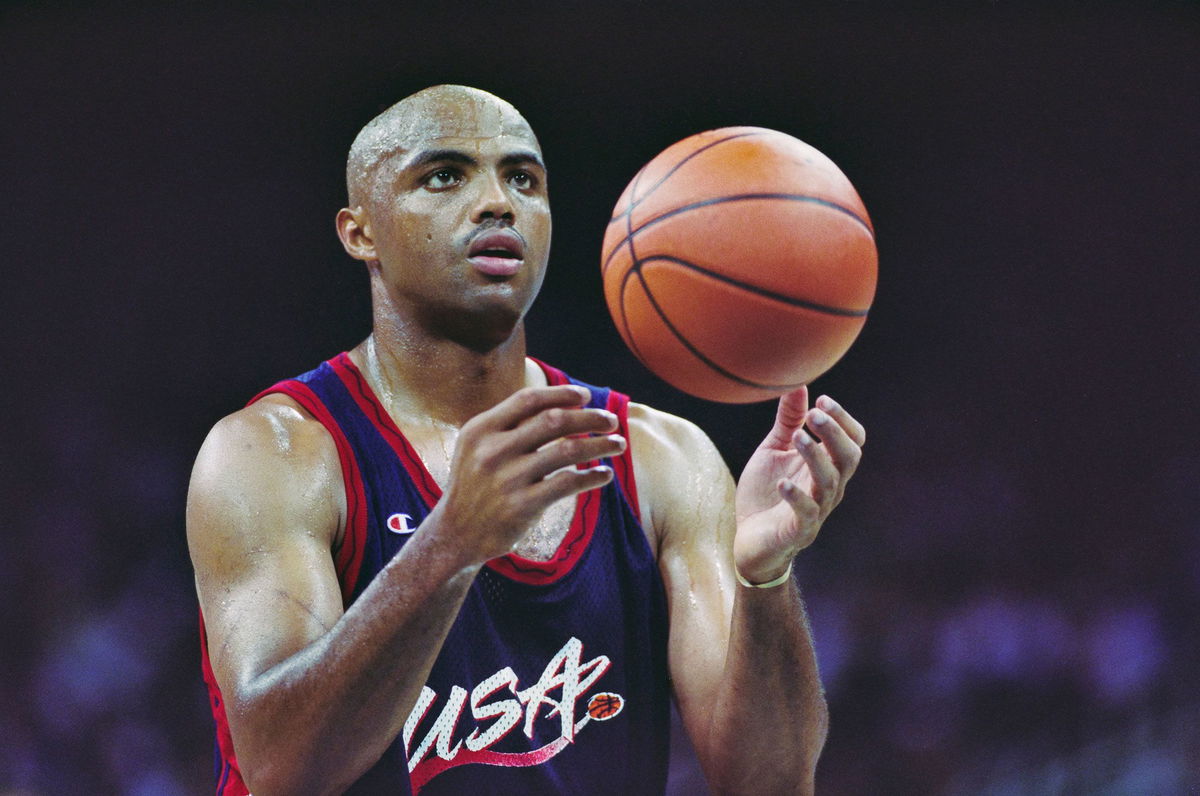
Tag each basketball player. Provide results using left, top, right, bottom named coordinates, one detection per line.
left=187, top=85, right=865, bottom=795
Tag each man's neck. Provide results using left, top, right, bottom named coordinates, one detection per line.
left=350, top=324, right=538, bottom=429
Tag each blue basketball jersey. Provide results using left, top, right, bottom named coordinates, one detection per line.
left=202, top=353, right=671, bottom=795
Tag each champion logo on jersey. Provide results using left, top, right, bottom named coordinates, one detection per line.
left=387, top=513, right=417, bottom=534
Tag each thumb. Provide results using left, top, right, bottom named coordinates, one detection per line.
left=762, top=386, right=809, bottom=450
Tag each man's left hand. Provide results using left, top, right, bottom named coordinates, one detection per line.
left=733, top=387, right=865, bottom=584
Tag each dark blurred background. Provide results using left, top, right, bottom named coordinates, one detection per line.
left=2, top=2, right=1197, bottom=794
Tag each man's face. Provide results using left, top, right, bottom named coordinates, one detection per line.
left=359, top=92, right=551, bottom=347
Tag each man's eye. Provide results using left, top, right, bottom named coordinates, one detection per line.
left=509, top=171, right=535, bottom=189
left=425, top=169, right=460, bottom=189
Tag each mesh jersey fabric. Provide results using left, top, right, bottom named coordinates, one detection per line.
left=201, top=353, right=671, bottom=795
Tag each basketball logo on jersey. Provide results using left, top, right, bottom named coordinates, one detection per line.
left=387, top=512, right=417, bottom=534
left=585, top=692, right=624, bottom=721
left=403, top=636, right=624, bottom=791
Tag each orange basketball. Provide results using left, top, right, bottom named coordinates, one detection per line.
left=601, top=127, right=877, bottom=403
left=586, top=692, right=624, bottom=721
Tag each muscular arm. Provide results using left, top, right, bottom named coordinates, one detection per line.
left=188, top=386, right=622, bottom=795
left=631, top=392, right=861, bottom=795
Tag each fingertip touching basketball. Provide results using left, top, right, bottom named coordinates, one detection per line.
left=601, top=127, right=877, bottom=403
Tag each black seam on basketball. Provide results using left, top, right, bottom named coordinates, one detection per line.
left=630, top=163, right=647, bottom=212
left=620, top=267, right=652, bottom=366
left=603, top=132, right=771, bottom=276
left=619, top=265, right=651, bottom=364
left=615, top=196, right=647, bottom=363
left=602, top=192, right=873, bottom=275
left=637, top=255, right=869, bottom=318
left=607, top=130, right=769, bottom=226
left=623, top=256, right=807, bottom=393
left=604, top=164, right=647, bottom=280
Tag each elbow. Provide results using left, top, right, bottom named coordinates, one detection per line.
left=811, top=693, right=831, bottom=757
left=235, top=728, right=389, bottom=796
left=241, top=758, right=354, bottom=796
left=241, top=765, right=287, bottom=796
left=240, top=757, right=319, bottom=796
left=798, top=695, right=831, bottom=788
left=226, top=696, right=355, bottom=795
left=227, top=697, right=385, bottom=795
left=797, top=698, right=830, bottom=795
left=234, top=731, right=361, bottom=796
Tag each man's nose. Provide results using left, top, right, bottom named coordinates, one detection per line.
left=471, top=172, right=515, bottom=223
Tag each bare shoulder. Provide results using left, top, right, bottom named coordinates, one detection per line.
left=627, top=401, right=719, bottom=465
left=627, top=402, right=734, bottom=551
left=189, top=394, right=341, bottom=503
left=201, top=393, right=332, bottom=457
left=188, top=394, right=349, bottom=690
left=186, top=394, right=344, bottom=572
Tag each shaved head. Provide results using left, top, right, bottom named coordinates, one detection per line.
left=346, top=85, right=539, bottom=207
left=334, top=84, right=553, bottom=350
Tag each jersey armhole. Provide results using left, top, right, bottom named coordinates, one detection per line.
left=604, top=390, right=641, bottom=522
left=527, top=357, right=642, bottom=523
left=248, top=381, right=368, bottom=605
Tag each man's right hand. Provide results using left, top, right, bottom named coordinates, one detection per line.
left=427, top=384, right=625, bottom=563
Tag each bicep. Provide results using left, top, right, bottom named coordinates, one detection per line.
left=629, top=406, right=737, bottom=720
left=187, top=406, right=345, bottom=699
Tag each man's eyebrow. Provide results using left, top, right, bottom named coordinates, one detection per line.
left=498, top=151, right=546, bottom=171
left=400, top=148, right=545, bottom=173
left=403, top=149, right=479, bottom=171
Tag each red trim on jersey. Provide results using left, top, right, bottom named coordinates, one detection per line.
left=199, top=615, right=249, bottom=796
left=485, top=485, right=601, bottom=584
left=604, top=390, right=641, bottom=522
left=533, top=358, right=569, bottom=387
left=198, top=380, right=372, bottom=795
left=329, top=353, right=443, bottom=507
left=533, top=358, right=641, bottom=523
left=250, top=379, right=369, bottom=603
left=332, top=352, right=632, bottom=586
left=410, top=733, right=576, bottom=792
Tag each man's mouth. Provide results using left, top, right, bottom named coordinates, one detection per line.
left=468, top=228, right=525, bottom=277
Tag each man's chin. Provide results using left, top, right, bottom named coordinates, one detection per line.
left=435, top=296, right=531, bottom=353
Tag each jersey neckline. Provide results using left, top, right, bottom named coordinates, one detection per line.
left=328, top=351, right=602, bottom=585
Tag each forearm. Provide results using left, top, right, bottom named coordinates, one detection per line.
left=702, top=580, right=828, bottom=796
left=230, top=517, right=480, bottom=795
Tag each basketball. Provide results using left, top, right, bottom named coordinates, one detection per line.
left=586, top=692, right=624, bottom=721
left=601, top=127, right=877, bottom=403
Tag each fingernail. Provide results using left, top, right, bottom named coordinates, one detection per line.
left=810, top=409, right=828, bottom=425
left=818, top=396, right=840, bottom=412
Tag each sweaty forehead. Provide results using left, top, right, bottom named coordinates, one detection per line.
left=347, top=87, right=539, bottom=203
left=398, top=91, right=533, bottom=146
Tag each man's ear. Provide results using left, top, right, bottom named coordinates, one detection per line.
left=336, top=206, right=377, bottom=262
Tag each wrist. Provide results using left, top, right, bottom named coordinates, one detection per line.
left=734, top=562, right=794, bottom=589
left=414, top=503, right=492, bottom=572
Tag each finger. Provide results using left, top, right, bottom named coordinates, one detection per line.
left=526, top=464, right=614, bottom=507
left=806, top=408, right=862, bottom=484
left=778, top=477, right=820, bottom=528
left=793, top=426, right=838, bottom=506
left=527, top=433, right=626, bottom=477
left=474, top=385, right=592, bottom=433
left=762, top=386, right=810, bottom=450
left=505, top=404, right=619, bottom=454
left=815, top=395, right=866, bottom=447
